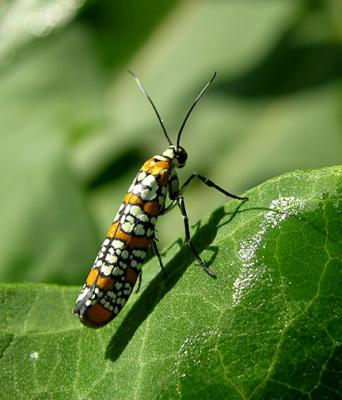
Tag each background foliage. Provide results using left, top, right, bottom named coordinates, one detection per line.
left=0, top=0, right=341, bottom=285
left=0, top=0, right=341, bottom=398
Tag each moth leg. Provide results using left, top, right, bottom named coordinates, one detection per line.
left=177, top=195, right=216, bottom=277
left=152, top=238, right=167, bottom=279
left=160, top=200, right=177, bottom=215
left=135, top=271, right=142, bottom=293
left=180, top=172, right=248, bottom=200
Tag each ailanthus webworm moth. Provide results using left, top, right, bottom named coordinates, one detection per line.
left=74, top=72, right=247, bottom=328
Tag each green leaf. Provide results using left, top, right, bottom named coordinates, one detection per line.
left=2, top=0, right=342, bottom=286
left=1, top=166, right=341, bottom=399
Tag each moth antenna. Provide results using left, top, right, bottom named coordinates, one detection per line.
left=128, top=70, right=173, bottom=146
left=176, top=72, right=217, bottom=148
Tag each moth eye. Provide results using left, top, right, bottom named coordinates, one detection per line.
left=176, top=148, right=187, bottom=166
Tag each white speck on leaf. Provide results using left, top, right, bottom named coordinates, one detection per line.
left=174, top=329, right=221, bottom=379
left=30, top=351, right=39, bottom=361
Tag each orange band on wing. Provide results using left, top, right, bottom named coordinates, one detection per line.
left=141, top=159, right=171, bottom=174
left=126, top=267, right=139, bottom=284
left=141, top=159, right=155, bottom=172
left=123, top=193, right=144, bottom=206
left=86, top=268, right=99, bottom=286
left=159, top=169, right=169, bottom=186
left=86, top=304, right=113, bottom=326
left=115, top=228, right=151, bottom=248
left=107, top=219, right=151, bottom=248
left=107, top=222, right=119, bottom=238
left=97, top=276, right=115, bottom=290
left=144, top=201, right=160, bottom=216
left=150, top=164, right=170, bottom=176
left=123, top=195, right=160, bottom=216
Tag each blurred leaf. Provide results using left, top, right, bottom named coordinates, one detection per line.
left=78, top=0, right=180, bottom=70
left=0, top=0, right=84, bottom=64
left=1, top=0, right=342, bottom=291
left=0, top=166, right=341, bottom=399
left=74, top=0, right=299, bottom=180
left=0, top=25, right=108, bottom=284
left=80, top=0, right=306, bottom=246
left=0, top=0, right=182, bottom=285
left=69, top=0, right=342, bottom=251
left=216, top=41, right=342, bottom=97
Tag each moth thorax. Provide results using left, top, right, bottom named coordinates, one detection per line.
left=162, top=146, right=176, bottom=160
left=162, top=145, right=187, bottom=168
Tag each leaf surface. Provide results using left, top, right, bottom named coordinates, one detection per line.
left=1, top=166, right=341, bottom=399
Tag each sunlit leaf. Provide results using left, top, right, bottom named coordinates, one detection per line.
left=1, top=166, right=341, bottom=399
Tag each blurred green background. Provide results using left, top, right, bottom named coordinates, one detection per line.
left=0, top=0, right=341, bottom=286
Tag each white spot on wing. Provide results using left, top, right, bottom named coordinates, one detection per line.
left=142, top=174, right=157, bottom=187
left=132, top=249, right=146, bottom=259
left=105, top=254, right=117, bottom=265
left=146, top=228, right=154, bottom=237
left=137, top=172, right=146, bottom=181
left=76, top=286, right=90, bottom=303
left=121, top=221, right=134, bottom=233
left=112, top=240, right=124, bottom=249
left=124, top=205, right=131, bottom=214
left=113, top=267, right=124, bottom=276
left=123, top=215, right=134, bottom=223
left=137, top=213, right=149, bottom=222
left=121, top=250, right=129, bottom=259
left=140, top=186, right=158, bottom=201
left=133, top=184, right=143, bottom=196
left=130, top=205, right=141, bottom=216
left=102, top=264, right=113, bottom=276
left=150, top=217, right=157, bottom=225
left=134, top=224, right=145, bottom=235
